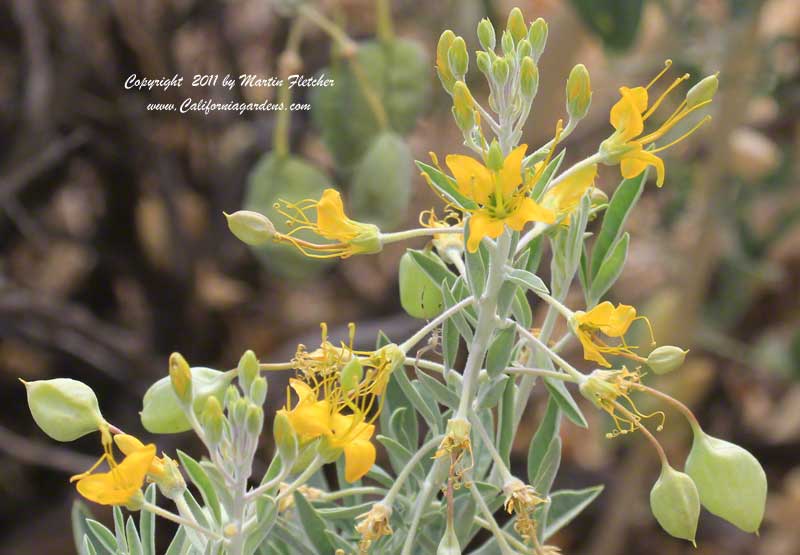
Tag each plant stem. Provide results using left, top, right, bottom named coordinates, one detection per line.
left=400, top=457, right=448, bottom=555
left=380, top=226, right=462, bottom=243
left=274, top=455, right=324, bottom=505
left=142, top=501, right=224, bottom=542
left=383, top=434, right=443, bottom=507
left=469, top=484, right=515, bottom=555
left=470, top=412, right=513, bottom=483
left=375, top=0, right=394, bottom=42
left=505, top=366, right=579, bottom=383
left=399, top=296, right=475, bottom=353
left=636, top=383, right=701, bottom=432
left=403, top=356, right=446, bottom=374
left=515, top=323, right=585, bottom=382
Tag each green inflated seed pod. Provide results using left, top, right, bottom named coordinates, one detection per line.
left=340, top=358, right=364, bottom=393
left=399, top=250, right=445, bottom=319
left=224, top=210, right=275, bottom=246
left=650, top=464, right=700, bottom=545
left=685, top=429, right=767, bottom=533
left=350, top=132, right=412, bottom=231
left=437, top=521, right=461, bottom=555
left=141, top=367, right=234, bottom=434
left=646, top=345, right=688, bottom=375
left=23, top=378, right=105, bottom=442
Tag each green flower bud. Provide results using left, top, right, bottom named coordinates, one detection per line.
left=246, top=404, right=264, bottom=436
left=22, top=378, right=105, bottom=442
left=646, top=346, right=688, bottom=375
left=452, top=81, right=475, bottom=132
left=340, top=358, right=364, bottom=393
left=477, top=18, right=495, bottom=50
left=233, top=397, right=249, bottom=427
left=528, top=18, right=548, bottom=61
left=506, top=7, right=527, bottom=44
left=201, top=396, right=224, bottom=445
left=349, top=226, right=383, bottom=256
left=436, top=30, right=457, bottom=93
left=500, top=31, right=514, bottom=56
left=566, top=64, right=592, bottom=121
left=516, top=39, right=532, bottom=60
left=237, top=349, right=259, bottom=393
left=650, top=464, right=700, bottom=545
left=224, top=210, right=275, bottom=246
left=685, top=430, right=767, bottom=533
left=249, top=376, right=267, bottom=405
left=476, top=51, right=491, bottom=75
left=520, top=56, right=539, bottom=99
left=492, top=57, right=510, bottom=86
left=141, top=367, right=234, bottom=434
left=169, top=352, right=193, bottom=404
left=225, top=384, right=241, bottom=409
left=399, top=251, right=445, bottom=319
left=589, top=187, right=609, bottom=206
left=687, top=73, right=719, bottom=108
left=447, top=37, right=469, bottom=79
left=486, top=140, right=504, bottom=171
left=273, top=411, right=298, bottom=464
left=155, top=454, right=186, bottom=499
left=317, top=434, right=344, bottom=463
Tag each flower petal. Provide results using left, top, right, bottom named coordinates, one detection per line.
left=317, top=189, right=358, bottom=241
left=76, top=445, right=155, bottom=506
left=343, top=439, right=376, bottom=483
left=542, top=164, right=597, bottom=214
left=621, top=149, right=665, bottom=186
left=467, top=211, right=505, bottom=252
left=602, top=304, right=636, bottom=337
left=499, top=144, right=527, bottom=197
left=287, top=400, right=332, bottom=440
left=505, top=197, right=556, bottom=232
left=610, top=89, right=646, bottom=142
left=446, top=154, right=493, bottom=205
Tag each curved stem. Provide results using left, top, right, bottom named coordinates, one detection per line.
left=470, top=412, right=513, bottom=484
left=375, top=0, right=394, bottom=42
left=399, top=296, right=475, bottom=353
left=403, top=356, right=445, bottom=374
left=383, top=434, right=443, bottom=507
left=635, top=383, right=701, bottom=432
left=400, top=457, right=448, bottom=555
left=142, top=501, right=224, bottom=542
left=275, top=455, right=325, bottom=504
left=470, top=484, right=515, bottom=555
left=612, top=401, right=669, bottom=467
left=515, top=323, right=585, bottom=382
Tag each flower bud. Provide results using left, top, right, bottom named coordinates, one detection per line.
left=516, top=39, right=532, bottom=60
left=477, top=18, right=495, bottom=50
left=646, top=346, right=688, bottom=375
left=447, top=37, right=469, bottom=79
left=486, top=140, right=504, bottom=171
left=340, top=358, right=364, bottom=393
left=566, top=64, right=592, bottom=121
left=349, top=225, right=383, bottom=255
left=492, top=58, right=510, bottom=86
left=452, top=81, right=475, bottom=132
left=685, top=430, right=767, bottom=533
left=520, top=56, right=539, bottom=99
left=249, top=376, right=267, bottom=405
left=650, top=464, right=700, bottom=545
left=476, top=51, right=491, bottom=75
left=237, top=349, right=260, bottom=393
left=246, top=404, right=264, bottom=436
left=125, top=490, right=146, bottom=512
left=506, top=7, right=528, bottom=44
left=225, top=210, right=275, bottom=246
left=436, top=30, right=457, bottom=93
left=155, top=454, right=185, bottom=500
left=399, top=251, right=445, bottom=319
left=22, top=378, right=105, bottom=442
left=528, top=18, right=548, bottom=61
left=589, top=187, right=609, bottom=206
left=201, top=396, right=224, bottom=445
left=225, top=384, right=241, bottom=409
left=500, top=31, right=514, bottom=56
left=687, top=73, right=719, bottom=108
left=273, top=411, right=298, bottom=464
left=141, top=367, right=234, bottom=434
left=169, top=353, right=193, bottom=404
left=232, top=398, right=249, bottom=427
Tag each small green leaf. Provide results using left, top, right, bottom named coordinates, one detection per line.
left=588, top=232, right=629, bottom=305
left=544, top=485, right=604, bottom=540
left=177, top=450, right=222, bottom=525
left=85, top=520, right=117, bottom=555
left=486, top=325, right=517, bottom=377
left=464, top=225, right=488, bottom=297
left=545, top=378, right=587, bottom=428
left=442, top=283, right=474, bottom=342
left=126, top=516, right=143, bottom=555
left=532, top=436, right=562, bottom=495
left=415, top=369, right=460, bottom=409
left=529, top=150, right=566, bottom=199
left=507, top=268, right=549, bottom=295
left=140, top=484, right=157, bottom=555
left=164, top=527, right=187, bottom=555
left=528, top=397, right=561, bottom=483
left=416, top=161, right=479, bottom=210
left=293, top=491, right=336, bottom=554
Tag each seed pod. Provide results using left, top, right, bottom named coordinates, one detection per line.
left=237, top=350, right=259, bottom=393
left=520, top=57, right=539, bottom=99
left=477, top=18, right=496, bottom=50
left=23, top=378, right=105, bottom=442
left=646, top=346, right=688, bottom=375
left=506, top=7, right=528, bottom=44
left=399, top=250, right=445, bottom=319
left=225, top=210, right=275, bottom=246
left=169, top=353, right=193, bottom=404
left=687, top=73, right=719, bottom=108
left=528, top=18, right=548, bottom=61
left=566, top=64, right=592, bottom=121
left=340, top=358, right=364, bottom=393
left=447, top=37, right=469, bottom=80
left=244, top=153, right=333, bottom=279
left=436, top=30, right=457, bottom=93
left=437, top=520, right=461, bottom=555
left=141, top=367, right=234, bottom=434
left=685, top=430, right=767, bottom=533
left=273, top=411, right=298, bottom=465
left=312, top=38, right=429, bottom=168
left=350, top=132, right=412, bottom=231
left=492, top=57, right=510, bottom=86
left=249, top=377, right=268, bottom=405
left=650, top=464, right=700, bottom=544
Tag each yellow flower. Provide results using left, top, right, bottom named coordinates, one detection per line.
left=419, top=208, right=464, bottom=255
left=539, top=163, right=598, bottom=223
left=442, top=144, right=555, bottom=252
left=572, top=301, right=639, bottom=367
left=70, top=432, right=155, bottom=506
left=328, top=412, right=376, bottom=483
left=273, top=189, right=381, bottom=258
left=601, top=60, right=712, bottom=187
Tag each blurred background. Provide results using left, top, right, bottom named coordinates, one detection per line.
left=1, top=0, right=798, bottom=553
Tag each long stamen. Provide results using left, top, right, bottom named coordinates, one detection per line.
left=639, top=99, right=712, bottom=145
left=651, top=115, right=712, bottom=153
left=522, top=119, right=563, bottom=195
left=643, top=74, right=690, bottom=120
left=646, top=59, right=673, bottom=90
